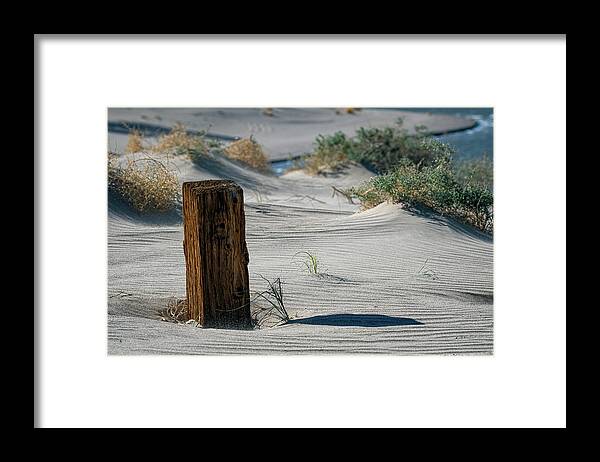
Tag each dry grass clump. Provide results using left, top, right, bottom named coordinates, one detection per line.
left=223, top=137, right=270, bottom=172
left=303, top=132, right=352, bottom=175
left=304, top=148, right=349, bottom=175
left=133, top=124, right=271, bottom=171
left=125, top=129, right=146, bottom=153
left=335, top=107, right=362, bottom=115
left=108, top=154, right=180, bottom=213
left=152, top=123, right=208, bottom=159
left=159, top=298, right=189, bottom=323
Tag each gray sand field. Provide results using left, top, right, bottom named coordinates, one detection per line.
left=108, top=109, right=493, bottom=355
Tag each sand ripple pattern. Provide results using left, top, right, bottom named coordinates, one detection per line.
left=107, top=109, right=491, bottom=355
left=109, top=198, right=493, bottom=355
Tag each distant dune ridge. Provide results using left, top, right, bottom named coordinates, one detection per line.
left=107, top=108, right=492, bottom=355
left=108, top=108, right=477, bottom=161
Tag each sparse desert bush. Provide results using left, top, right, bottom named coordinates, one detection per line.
left=125, top=129, right=146, bottom=154
left=108, top=154, right=180, bottom=213
left=223, top=137, right=271, bottom=172
left=303, top=121, right=450, bottom=175
left=454, top=155, right=493, bottom=190
left=147, top=124, right=272, bottom=171
left=349, top=124, right=446, bottom=173
left=152, top=123, right=209, bottom=160
left=350, top=155, right=493, bottom=233
left=304, top=132, right=353, bottom=175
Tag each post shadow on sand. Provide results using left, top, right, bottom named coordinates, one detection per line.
left=288, top=313, right=423, bottom=328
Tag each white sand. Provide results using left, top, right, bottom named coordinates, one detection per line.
left=108, top=109, right=492, bottom=355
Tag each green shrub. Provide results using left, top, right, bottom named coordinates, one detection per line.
left=303, top=121, right=454, bottom=175
left=151, top=123, right=209, bottom=159
left=350, top=155, right=493, bottom=233
left=348, top=126, right=444, bottom=173
left=454, top=155, right=493, bottom=190
left=304, top=132, right=353, bottom=175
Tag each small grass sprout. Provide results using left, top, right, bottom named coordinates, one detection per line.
left=416, top=259, right=439, bottom=280
left=252, top=275, right=289, bottom=328
left=294, top=251, right=321, bottom=274
left=331, top=186, right=355, bottom=204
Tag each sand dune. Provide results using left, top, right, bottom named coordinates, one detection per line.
left=108, top=120, right=493, bottom=355
left=108, top=108, right=476, bottom=161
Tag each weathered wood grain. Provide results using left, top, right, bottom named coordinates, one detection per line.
left=182, top=180, right=252, bottom=329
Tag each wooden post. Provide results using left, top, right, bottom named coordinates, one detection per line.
left=182, top=180, right=252, bottom=329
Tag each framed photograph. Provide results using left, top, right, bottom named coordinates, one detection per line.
left=107, top=107, right=493, bottom=355
left=35, top=35, right=566, bottom=428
